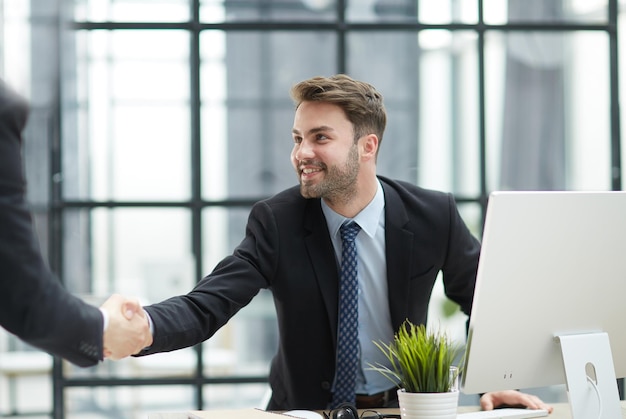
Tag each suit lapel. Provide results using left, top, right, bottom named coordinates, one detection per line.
left=381, top=182, right=414, bottom=332
left=303, top=199, right=341, bottom=343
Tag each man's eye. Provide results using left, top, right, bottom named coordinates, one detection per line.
left=316, top=134, right=328, bottom=141
left=293, top=137, right=302, bottom=144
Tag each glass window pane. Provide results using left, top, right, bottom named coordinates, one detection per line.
left=1, top=0, right=30, bottom=90
left=420, top=0, right=479, bottom=24
left=348, top=30, right=480, bottom=195
left=347, top=0, right=416, bottom=22
left=64, top=346, right=198, bottom=381
left=62, top=208, right=194, bottom=302
left=64, top=30, right=190, bottom=201
left=0, top=348, right=52, bottom=414
left=203, top=383, right=270, bottom=409
left=346, top=0, right=478, bottom=23
left=203, top=290, right=277, bottom=378
left=73, top=0, right=190, bottom=22
left=483, top=0, right=608, bottom=24
left=459, top=202, right=483, bottom=240
left=200, top=31, right=337, bottom=200
left=65, top=385, right=195, bottom=418
left=418, top=30, right=480, bottom=194
left=200, top=0, right=337, bottom=23
left=202, top=207, right=278, bottom=383
left=203, top=207, right=249, bottom=272
left=485, top=31, right=611, bottom=191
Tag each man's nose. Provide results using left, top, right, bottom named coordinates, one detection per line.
left=295, top=140, right=314, bottom=161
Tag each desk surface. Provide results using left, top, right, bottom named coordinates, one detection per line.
left=147, top=402, right=626, bottom=419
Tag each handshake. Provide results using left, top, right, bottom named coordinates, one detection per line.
left=100, top=294, right=154, bottom=360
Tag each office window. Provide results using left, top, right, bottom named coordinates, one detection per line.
left=199, top=0, right=337, bottom=22
left=485, top=30, right=612, bottom=191
left=73, top=0, right=190, bottom=22
left=484, top=0, right=609, bottom=23
left=65, top=30, right=191, bottom=201
left=200, top=30, right=337, bottom=200
left=0, top=0, right=624, bottom=417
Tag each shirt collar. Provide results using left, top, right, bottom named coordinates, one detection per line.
left=322, top=180, right=385, bottom=240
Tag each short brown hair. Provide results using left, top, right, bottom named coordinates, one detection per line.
left=290, top=74, right=387, bottom=147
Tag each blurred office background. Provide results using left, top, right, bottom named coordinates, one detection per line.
left=0, top=0, right=624, bottom=417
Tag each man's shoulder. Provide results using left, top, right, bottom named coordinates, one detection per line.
left=378, top=176, right=452, bottom=202
left=378, top=177, right=467, bottom=233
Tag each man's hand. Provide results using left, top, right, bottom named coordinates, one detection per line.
left=480, top=390, right=553, bottom=413
left=101, top=293, right=153, bottom=360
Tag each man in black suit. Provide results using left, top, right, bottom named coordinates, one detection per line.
left=0, top=79, right=150, bottom=366
left=116, top=74, right=550, bottom=412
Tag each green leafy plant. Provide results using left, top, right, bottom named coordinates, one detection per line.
left=369, top=320, right=464, bottom=393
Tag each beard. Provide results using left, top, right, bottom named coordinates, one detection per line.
left=299, top=144, right=360, bottom=202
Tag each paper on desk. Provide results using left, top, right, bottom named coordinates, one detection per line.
left=188, top=408, right=293, bottom=419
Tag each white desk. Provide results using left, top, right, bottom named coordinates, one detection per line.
left=147, top=402, right=626, bottom=418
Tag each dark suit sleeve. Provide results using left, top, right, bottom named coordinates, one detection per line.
left=440, top=193, right=481, bottom=317
left=381, top=178, right=480, bottom=331
left=0, top=80, right=103, bottom=367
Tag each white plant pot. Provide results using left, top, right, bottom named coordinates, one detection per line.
left=397, top=388, right=460, bottom=419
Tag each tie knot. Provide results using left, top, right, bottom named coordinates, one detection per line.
left=340, top=221, right=361, bottom=243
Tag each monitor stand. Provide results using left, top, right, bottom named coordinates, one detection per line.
left=558, top=332, right=622, bottom=419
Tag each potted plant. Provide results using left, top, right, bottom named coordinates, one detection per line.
left=369, top=320, right=464, bottom=419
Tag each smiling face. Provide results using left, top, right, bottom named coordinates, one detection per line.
left=291, top=101, right=361, bottom=204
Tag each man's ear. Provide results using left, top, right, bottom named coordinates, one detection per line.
left=360, top=133, right=379, bottom=160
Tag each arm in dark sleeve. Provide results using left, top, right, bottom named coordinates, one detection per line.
left=0, top=79, right=103, bottom=367
left=441, top=193, right=481, bottom=318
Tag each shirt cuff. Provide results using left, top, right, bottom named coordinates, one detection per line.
left=99, top=307, right=109, bottom=332
left=142, top=309, right=154, bottom=351
left=144, top=309, right=154, bottom=335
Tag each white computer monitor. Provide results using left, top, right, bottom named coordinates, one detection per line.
left=461, top=191, right=626, bottom=418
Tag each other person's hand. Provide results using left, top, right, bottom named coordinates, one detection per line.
left=101, top=293, right=152, bottom=360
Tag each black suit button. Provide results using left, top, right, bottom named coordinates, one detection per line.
left=321, top=381, right=331, bottom=390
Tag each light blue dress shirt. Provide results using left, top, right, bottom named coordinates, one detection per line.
left=321, top=181, right=396, bottom=395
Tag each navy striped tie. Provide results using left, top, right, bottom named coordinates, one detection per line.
left=331, top=221, right=361, bottom=407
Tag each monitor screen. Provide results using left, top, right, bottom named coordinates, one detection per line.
left=461, top=191, right=626, bottom=416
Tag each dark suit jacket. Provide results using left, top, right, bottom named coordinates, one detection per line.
left=0, top=80, right=103, bottom=367
left=142, top=175, right=480, bottom=409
